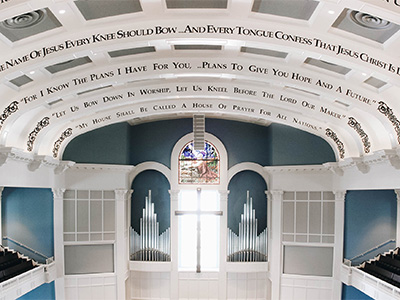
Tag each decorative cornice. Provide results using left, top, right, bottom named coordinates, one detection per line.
left=70, top=163, right=134, bottom=172
left=0, top=146, right=74, bottom=174
left=264, top=165, right=329, bottom=174
left=323, top=162, right=344, bottom=176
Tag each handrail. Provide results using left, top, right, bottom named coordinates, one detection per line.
left=2, top=236, right=49, bottom=260
left=349, top=239, right=396, bottom=262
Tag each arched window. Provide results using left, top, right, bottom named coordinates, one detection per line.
left=178, top=141, right=220, bottom=185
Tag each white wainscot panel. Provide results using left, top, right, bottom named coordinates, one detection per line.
left=178, top=272, right=219, bottom=300
left=131, top=271, right=170, bottom=300
left=64, top=274, right=116, bottom=300
left=280, top=274, right=333, bottom=300
left=227, top=272, right=270, bottom=300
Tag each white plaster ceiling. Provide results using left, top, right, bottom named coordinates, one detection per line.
left=0, top=0, right=399, bottom=162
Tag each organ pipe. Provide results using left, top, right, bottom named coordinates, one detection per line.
left=227, top=191, right=268, bottom=262
left=130, top=190, right=171, bottom=261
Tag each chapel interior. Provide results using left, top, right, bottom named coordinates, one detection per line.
left=0, top=0, right=399, bottom=300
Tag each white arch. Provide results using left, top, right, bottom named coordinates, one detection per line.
left=128, top=161, right=171, bottom=187
left=228, top=162, right=270, bottom=188
left=170, top=132, right=228, bottom=190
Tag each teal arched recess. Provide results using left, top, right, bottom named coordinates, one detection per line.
left=131, top=170, right=171, bottom=233
left=228, top=171, right=268, bottom=235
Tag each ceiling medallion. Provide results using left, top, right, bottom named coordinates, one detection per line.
left=350, top=11, right=391, bottom=30
left=3, top=9, right=46, bottom=29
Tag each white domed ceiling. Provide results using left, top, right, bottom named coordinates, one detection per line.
left=0, top=0, right=399, bottom=162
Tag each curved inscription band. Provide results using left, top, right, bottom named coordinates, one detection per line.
left=377, top=101, right=400, bottom=144
left=27, top=117, right=50, bottom=152
left=0, top=101, right=19, bottom=130
left=326, top=128, right=345, bottom=159
left=348, top=117, right=371, bottom=154
left=53, top=128, right=73, bottom=158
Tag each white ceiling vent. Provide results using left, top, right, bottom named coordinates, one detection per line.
left=284, top=86, right=320, bottom=97
left=74, top=0, right=142, bottom=20
left=45, top=56, right=92, bottom=74
left=166, top=0, right=227, bottom=9
left=193, top=115, right=205, bottom=151
left=241, top=46, right=287, bottom=59
left=304, top=57, right=351, bottom=75
left=9, top=74, right=33, bottom=87
left=174, top=44, right=222, bottom=50
left=46, top=98, right=63, bottom=107
left=364, top=76, right=387, bottom=89
left=252, top=0, right=319, bottom=20
left=77, top=85, right=112, bottom=95
left=0, top=8, right=61, bottom=42
left=332, top=9, right=400, bottom=43
left=108, top=46, right=156, bottom=58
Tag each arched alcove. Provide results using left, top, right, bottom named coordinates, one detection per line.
left=131, top=170, right=171, bottom=234
left=227, top=171, right=268, bottom=235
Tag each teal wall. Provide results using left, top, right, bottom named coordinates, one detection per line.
left=268, top=123, right=336, bottom=165
left=63, top=118, right=336, bottom=167
left=18, top=282, right=55, bottom=300
left=130, top=119, right=192, bottom=168
left=343, top=190, right=397, bottom=261
left=342, top=284, right=373, bottom=300
left=2, top=187, right=55, bottom=300
left=2, top=187, right=54, bottom=262
left=63, top=122, right=131, bottom=164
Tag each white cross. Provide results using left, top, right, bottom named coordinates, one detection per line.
left=175, top=188, right=222, bottom=273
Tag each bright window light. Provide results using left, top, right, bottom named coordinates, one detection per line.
left=178, top=190, right=220, bottom=271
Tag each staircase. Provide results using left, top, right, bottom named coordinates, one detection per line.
left=0, top=246, right=37, bottom=283
left=359, top=248, right=400, bottom=289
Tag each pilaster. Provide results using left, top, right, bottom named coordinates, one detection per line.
left=169, top=190, right=179, bottom=300
left=52, top=188, right=65, bottom=300
left=268, top=190, right=283, bottom=300
left=396, top=190, right=400, bottom=248
left=218, top=190, right=229, bottom=300
left=332, top=190, right=346, bottom=300
left=115, top=189, right=131, bottom=300
left=0, top=187, right=4, bottom=240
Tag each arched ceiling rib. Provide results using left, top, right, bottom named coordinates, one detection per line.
left=0, top=0, right=399, bottom=162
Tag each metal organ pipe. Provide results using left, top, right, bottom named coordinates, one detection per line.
left=130, top=190, right=171, bottom=261
left=227, top=191, right=268, bottom=262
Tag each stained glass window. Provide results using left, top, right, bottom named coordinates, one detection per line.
left=179, top=141, right=220, bottom=184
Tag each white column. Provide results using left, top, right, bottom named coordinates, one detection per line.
left=0, top=187, right=4, bottom=241
left=332, top=190, right=346, bottom=300
left=115, top=189, right=131, bottom=300
left=170, top=190, right=179, bottom=300
left=218, top=190, right=229, bottom=300
left=52, top=188, right=66, bottom=300
left=396, top=190, right=400, bottom=248
left=268, top=190, right=283, bottom=300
